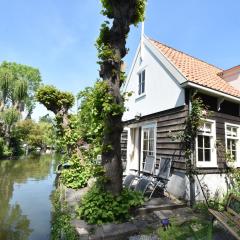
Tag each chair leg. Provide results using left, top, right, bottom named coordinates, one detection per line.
left=165, top=187, right=171, bottom=199
left=149, top=183, right=159, bottom=199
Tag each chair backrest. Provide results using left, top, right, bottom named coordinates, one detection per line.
left=123, top=174, right=136, bottom=188
left=143, top=155, right=155, bottom=174
left=134, top=178, right=151, bottom=193
left=227, top=194, right=240, bottom=217
left=157, top=157, right=172, bottom=180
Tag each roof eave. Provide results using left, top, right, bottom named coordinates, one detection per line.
left=181, top=81, right=240, bottom=103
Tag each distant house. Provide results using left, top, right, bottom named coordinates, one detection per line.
left=121, top=36, right=240, bottom=200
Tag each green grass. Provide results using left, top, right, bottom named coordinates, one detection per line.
left=157, top=218, right=212, bottom=240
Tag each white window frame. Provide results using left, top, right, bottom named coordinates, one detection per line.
left=141, top=123, right=156, bottom=172
left=137, top=69, right=146, bottom=96
left=225, top=122, right=240, bottom=167
left=196, top=119, right=217, bottom=168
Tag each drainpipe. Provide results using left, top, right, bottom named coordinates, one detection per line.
left=188, top=89, right=196, bottom=207
left=138, top=127, right=141, bottom=176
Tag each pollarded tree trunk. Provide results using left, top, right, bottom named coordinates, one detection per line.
left=99, top=0, right=146, bottom=195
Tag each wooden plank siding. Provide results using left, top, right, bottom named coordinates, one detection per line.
left=122, top=104, right=240, bottom=174
left=156, top=105, right=188, bottom=171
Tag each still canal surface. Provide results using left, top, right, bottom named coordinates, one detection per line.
left=0, top=154, right=58, bottom=240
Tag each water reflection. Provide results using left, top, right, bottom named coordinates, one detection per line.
left=0, top=204, right=32, bottom=240
left=0, top=154, right=56, bottom=240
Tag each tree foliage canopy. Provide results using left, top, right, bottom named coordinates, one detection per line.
left=0, top=61, right=41, bottom=114
left=36, top=85, right=74, bottom=115
left=14, top=119, right=54, bottom=149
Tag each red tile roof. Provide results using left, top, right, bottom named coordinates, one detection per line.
left=149, top=38, right=240, bottom=98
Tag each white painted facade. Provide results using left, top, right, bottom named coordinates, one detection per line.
left=122, top=37, right=185, bottom=122
left=167, top=172, right=230, bottom=201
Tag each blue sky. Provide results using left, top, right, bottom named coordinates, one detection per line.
left=0, top=0, right=239, bottom=119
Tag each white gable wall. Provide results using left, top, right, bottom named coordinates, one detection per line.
left=122, top=41, right=185, bottom=121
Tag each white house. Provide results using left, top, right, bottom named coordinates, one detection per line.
left=121, top=35, right=240, bottom=200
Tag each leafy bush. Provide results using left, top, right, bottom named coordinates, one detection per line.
left=60, top=163, right=94, bottom=189
left=193, top=196, right=228, bottom=215
left=77, top=185, right=144, bottom=224
left=60, top=153, right=104, bottom=189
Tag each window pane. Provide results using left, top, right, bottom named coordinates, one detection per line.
left=142, top=70, right=145, bottom=93
left=205, top=123, right=211, bottom=133
left=143, top=151, right=147, bottom=163
left=204, top=136, right=210, bottom=148
left=198, top=135, right=203, bottom=148
left=232, top=151, right=237, bottom=161
left=232, top=127, right=237, bottom=137
left=198, top=149, right=203, bottom=161
left=143, top=140, right=148, bottom=151
left=227, top=127, right=231, bottom=136
left=149, top=128, right=154, bottom=138
left=232, top=140, right=236, bottom=151
left=149, top=139, right=154, bottom=152
left=205, top=149, right=210, bottom=162
left=227, top=139, right=231, bottom=150
left=198, top=125, right=204, bottom=133
left=138, top=74, right=141, bottom=95
left=143, top=131, right=148, bottom=140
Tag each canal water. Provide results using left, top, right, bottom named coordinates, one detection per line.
left=0, top=154, right=58, bottom=240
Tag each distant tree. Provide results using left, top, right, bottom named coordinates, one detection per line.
left=0, top=61, right=42, bottom=116
left=14, top=119, right=54, bottom=151
left=0, top=108, right=20, bottom=146
left=0, top=61, right=41, bottom=148
left=96, top=0, right=147, bottom=195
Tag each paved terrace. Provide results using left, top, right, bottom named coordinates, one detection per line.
left=62, top=186, right=236, bottom=240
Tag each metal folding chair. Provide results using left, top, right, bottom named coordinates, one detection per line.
left=149, top=156, right=172, bottom=198
left=133, top=156, right=172, bottom=198
left=123, top=155, right=155, bottom=189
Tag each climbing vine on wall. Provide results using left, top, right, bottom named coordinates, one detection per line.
left=175, top=92, right=209, bottom=205
left=182, top=94, right=207, bottom=175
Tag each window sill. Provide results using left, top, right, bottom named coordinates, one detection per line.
left=196, top=163, right=218, bottom=168
left=135, top=94, right=146, bottom=102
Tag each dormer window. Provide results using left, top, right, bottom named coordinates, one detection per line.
left=138, top=69, right=145, bottom=95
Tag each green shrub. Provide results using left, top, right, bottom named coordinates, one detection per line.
left=60, top=161, right=104, bottom=189
left=60, top=163, right=93, bottom=189
left=77, top=185, right=144, bottom=224
left=193, top=196, right=227, bottom=215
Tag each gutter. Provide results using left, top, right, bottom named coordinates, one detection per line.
left=181, top=81, right=240, bottom=104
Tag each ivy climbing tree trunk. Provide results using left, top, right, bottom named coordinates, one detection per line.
left=97, top=0, right=146, bottom=195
